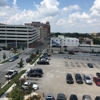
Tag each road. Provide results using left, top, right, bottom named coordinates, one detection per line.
left=0, top=38, right=50, bottom=86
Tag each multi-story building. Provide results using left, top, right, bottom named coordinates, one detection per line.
left=25, top=21, right=50, bottom=41
left=50, top=36, right=79, bottom=47
left=0, top=24, right=39, bottom=48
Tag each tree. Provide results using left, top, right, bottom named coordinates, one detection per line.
left=15, top=79, right=25, bottom=88
left=8, top=87, right=24, bottom=100
left=22, top=47, right=25, bottom=50
left=30, top=53, right=34, bottom=59
left=3, top=52, right=6, bottom=60
left=17, top=58, right=24, bottom=71
left=36, top=49, right=39, bottom=55
left=13, top=48, right=17, bottom=53
left=64, top=48, right=67, bottom=52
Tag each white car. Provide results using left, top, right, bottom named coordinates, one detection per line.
left=5, top=70, right=18, bottom=79
left=21, top=82, right=39, bottom=90
left=84, top=74, right=92, bottom=85
left=68, top=56, right=71, bottom=59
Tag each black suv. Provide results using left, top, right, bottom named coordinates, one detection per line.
left=95, top=96, right=100, bottom=100
left=69, top=94, right=78, bottom=100
left=75, top=74, right=83, bottom=84
left=27, top=68, right=43, bottom=76
left=57, top=93, right=66, bottom=100
left=87, top=63, right=93, bottom=68
left=28, top=71, right=42, bottom=77
left=66, top=74, right=74, bottom=84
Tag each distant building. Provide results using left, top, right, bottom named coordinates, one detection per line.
left=81, top=38, right=93, bottom=45
left=0, top=24, right=39, bottom=48
left=50, top=36, right=79, bottom=47
left=25, top=21, right=50, bottom=41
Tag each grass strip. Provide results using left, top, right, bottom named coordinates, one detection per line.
left=0, top=70, right=26, bottom=97
left=30, top=53, right=42, bottom=65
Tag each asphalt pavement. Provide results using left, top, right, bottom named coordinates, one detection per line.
left=0, top=38, right=49, bottom=87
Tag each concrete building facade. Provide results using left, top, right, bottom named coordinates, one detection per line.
left=0, top=24, right=39, bottom=48
left=25, top=21, right=50, bottom=42
left=50, top=36, right=79, bottom=47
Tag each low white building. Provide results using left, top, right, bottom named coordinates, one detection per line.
left=0, top=24, right=39, bottom=48
left=50, top=36, right=79, bottom=47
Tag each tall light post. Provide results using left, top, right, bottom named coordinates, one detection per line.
left=60, top=39, right=62, bottom=52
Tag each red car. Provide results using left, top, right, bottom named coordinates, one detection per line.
left=93, top=77, right=100, bottom=86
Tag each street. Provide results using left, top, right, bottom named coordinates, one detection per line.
left=0, top=38, right=49, bottom=87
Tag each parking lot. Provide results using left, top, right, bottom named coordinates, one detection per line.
left=26, top=54, right=100, bottom=100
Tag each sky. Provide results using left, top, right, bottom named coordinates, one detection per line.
left=0, top=0, right=100, bottom=33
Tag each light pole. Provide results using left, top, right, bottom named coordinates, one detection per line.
left=60, top=39, right=62, bottom=52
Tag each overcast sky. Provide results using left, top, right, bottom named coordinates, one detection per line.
left=0, top=0, right=100, bottom=33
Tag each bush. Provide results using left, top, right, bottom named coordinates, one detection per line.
left=26, top=94, right=41, bottom=100
left=7, top=87, right=25, bottom=100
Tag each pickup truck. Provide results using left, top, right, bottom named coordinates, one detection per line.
left=5, top=70, right=18, bottom=79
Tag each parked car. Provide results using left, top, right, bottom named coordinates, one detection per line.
left=87, top=63, right=93, bottom=68
left=96, top=73, right=100, bottom=78
left=57, top=93, right=66, bottom=100
left=28, top=71, right=42, bottom=77
left=9, top=57, right=15, bottom=62
left=27, top=68, right=43, bottom=76
left=93, top=77, right=100, bottom=86
left=46, top=94, right=55, bottom=100
left=75, top=74, right=83, bottom=84
left=68, top=56, right=71, bottom=59
left=82, top=95, right=92, bottom=100
left=26, top=58, right=32, bottom=63
left=84, top=74, right=92, bottom=85
left=37, top=60, right=49, bottom=65
left=69, top=94, right=78, bottom=100
left=68, top=51, right=75, bottom=55
left=13, top=55, right=19, bottom=59
left=40, top=56, right=50, bottom=60
left=58, top=52, right=65, bottom=54
left=66, top=74, right=74, bottom=84
left=95, top=96, right=100, bottom=100
left=5, top=70, right=18, bottom=79
left=21, top=81, right=39, bottom=90
left=43, top=53, right=50, bottom=57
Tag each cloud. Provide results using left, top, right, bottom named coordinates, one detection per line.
left=62, top=5, right=80, bottom=13
left=13, top=0, right=17, bottom=6
left=34, top=0, right=60, bottom=16
left=0, top=0, right=7, bottom=6
left=0, top=0, right=100, bottom=32
left=90, top=0, right=100, bottom=16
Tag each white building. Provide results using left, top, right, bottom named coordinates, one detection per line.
left=0, top=24, right=39, bottom=48
left=50, top=36, right=79, bottom=47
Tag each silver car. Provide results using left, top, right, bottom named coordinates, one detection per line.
left=21, top=82, right=39, bottom=90
left=84, top=74, right=92, bottom=85
left=82, top=95, right=92, bottom=100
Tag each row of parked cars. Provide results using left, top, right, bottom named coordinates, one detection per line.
left=37, top=53, right=51, bottom=65
left=46, top=94, right=100, bottom=100
left=66, top=73, right=100, bottom=86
